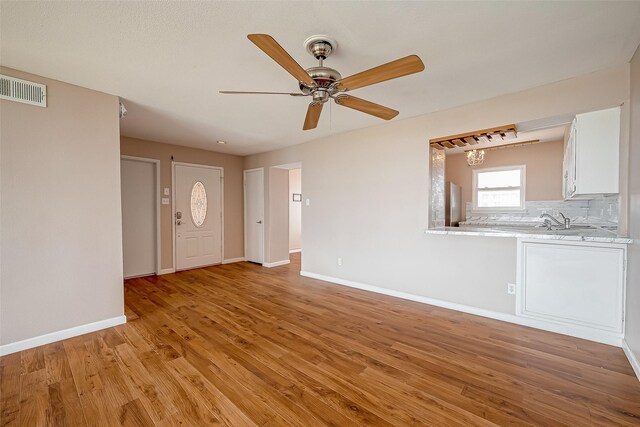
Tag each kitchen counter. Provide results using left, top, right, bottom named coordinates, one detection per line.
left=424, top=225, right=632, bottom=244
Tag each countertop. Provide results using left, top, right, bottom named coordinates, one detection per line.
left=424, top=225, right=632, bottom=244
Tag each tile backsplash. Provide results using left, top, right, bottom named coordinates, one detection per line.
left=587, top=195, right=618, bottom=224
left=463, top=195, right=619, bottom=227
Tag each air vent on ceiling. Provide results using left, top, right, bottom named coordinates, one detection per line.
left=0, top=74, right=47, bottom=107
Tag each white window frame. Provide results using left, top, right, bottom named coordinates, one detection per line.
left=472, top=165, right=526, bottom=212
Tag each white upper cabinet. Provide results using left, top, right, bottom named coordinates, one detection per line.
left=563, top=106, right=620, bottom=199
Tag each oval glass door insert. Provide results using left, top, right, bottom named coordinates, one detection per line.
left=190, top=181, right=207, bottom=227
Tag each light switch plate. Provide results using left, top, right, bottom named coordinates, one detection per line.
left=164, top=188, right=170, bottom=196
left=161, top=197, right=170, bottom=205
left=306, top=198, right=310, bottom=206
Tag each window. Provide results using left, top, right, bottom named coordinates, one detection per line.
left=190, top=181, right=207, bottom=227
left=472, top=165, right=525, bottom=211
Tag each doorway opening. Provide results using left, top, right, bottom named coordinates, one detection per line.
left=288, top=166, right=302, bottom=273
left=289, top=168, right=302, bottom=255
left=269, top=162, right=302, bottom=271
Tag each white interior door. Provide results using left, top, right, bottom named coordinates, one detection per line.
left=121, top=158, right=157, bottom=278
left=175, top=164, right=222, bottom=270
left=244, top=169, right=264, bottom=264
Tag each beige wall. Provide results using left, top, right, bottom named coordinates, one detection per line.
left=289, top=169, right=302, bottom=250
left=625, top=45, right=640, bottom=372
left=120, top=137, right=244, bottom=269
left=446, top=139, right=564, bottom=219
left=0, top=67, right=124, bottom=345
left=245, top=64, right=629, bottom=315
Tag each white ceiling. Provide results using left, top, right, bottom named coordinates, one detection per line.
left=2, top=2, right=640, bottom=156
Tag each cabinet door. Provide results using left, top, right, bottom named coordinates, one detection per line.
left=518, top=240, right=624, bottom=333
left=574, top=107, right=620, bottom=195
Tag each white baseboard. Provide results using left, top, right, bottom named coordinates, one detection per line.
left=289, top=248, right=302, bottom=254
left=264, top=260, right=290, bottom=268
left=223, top=257, right=246, bottom=264
left=299, top=271, right=623, bottom=347
left=0, top=315, right=127, bottom=356
left=622, top=340, right=640, bottom=382
left=158, top=268, right=175, bottom=275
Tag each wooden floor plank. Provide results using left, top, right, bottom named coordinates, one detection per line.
left=0, top=353, right=22, bottom=426
left=118, top=398, right=156, bottom=427
left=2, top=253, right=640, bottom=426
left=113, top=342, right=176, bottom=425
left=18, top=369, right=48, bottom=427
left=47, top=377, right=87, bottom=426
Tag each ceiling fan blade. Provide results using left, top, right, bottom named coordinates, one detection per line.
left=247, top=34, right=315, bottom=87
left=336, top=55, right=425, bottom=91
left=220, top=91, right=305, bottom=96
left=334, top=95, right=399, bottom=120
left=303, top=102, right=323, bottom=130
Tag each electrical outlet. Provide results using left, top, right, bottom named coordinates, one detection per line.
left=507, top=283, right=516, bottom=295
left=337, top=257, right=343, bottom=266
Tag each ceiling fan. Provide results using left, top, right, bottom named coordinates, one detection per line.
left=220, top=34, right=425, bottom=130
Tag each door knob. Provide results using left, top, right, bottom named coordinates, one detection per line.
left=257, top=220, right=262, bottom=224
left=177, top=220, right=182, bottom=226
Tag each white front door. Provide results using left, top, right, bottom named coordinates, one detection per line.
left=244, top=168, right=264, bottom=264
left=121, top=158, right=157, bottom=278
left=175, top=163, right=222, bottom=271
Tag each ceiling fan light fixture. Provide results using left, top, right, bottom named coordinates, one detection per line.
left=312, top=90, right=329, bottom=103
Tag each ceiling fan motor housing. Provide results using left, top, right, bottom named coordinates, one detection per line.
left=301, top=66, right=342, bottom=92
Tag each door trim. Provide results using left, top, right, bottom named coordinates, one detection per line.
left=120, top=155, right=161, bottom=276
left=244, top=167, right=265, bottom=264
left=172, top=161, right=225, bottom=271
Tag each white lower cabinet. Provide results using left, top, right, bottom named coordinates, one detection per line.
left=517, top=239, right=626, bottom=342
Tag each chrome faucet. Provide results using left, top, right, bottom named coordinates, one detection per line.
left=540, top=212, right=570, bottom=229
left=559, top=212, right=571, bottom=229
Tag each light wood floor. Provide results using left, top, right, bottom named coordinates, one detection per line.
left=2, top=253, right=640, bottom=426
